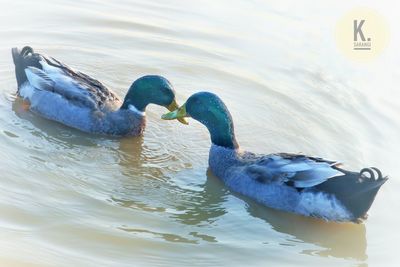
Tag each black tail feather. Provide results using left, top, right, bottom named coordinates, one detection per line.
left=315, top=167, right=388, bottom=221
left=12, top=46, right=40, bottom=90
left=12, top=47, right=25, bottom=89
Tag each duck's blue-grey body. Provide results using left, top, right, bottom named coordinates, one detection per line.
left=19, top=81, right=145, bottom=136
left=209, top=145, right=352, bottom=221
left=13, top=47, right=145, bottom=135
left=12, top=46, right=185, bottom=136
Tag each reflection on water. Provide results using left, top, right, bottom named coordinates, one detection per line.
left=119, top=227, right=199, bottom=244
left=247, top=200, right=367, bottom=260
left=0, top=0, right=399, bottom=266
left=110, top=169, right=228, bottom=242
left=168, top=169, right=228, bottom=226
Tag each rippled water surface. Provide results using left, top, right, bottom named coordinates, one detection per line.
left=0, top=0, right=399, bottom=266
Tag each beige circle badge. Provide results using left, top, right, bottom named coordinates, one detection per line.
left=335, top=8, right=389, bottom=62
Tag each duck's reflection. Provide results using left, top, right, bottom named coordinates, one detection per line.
left=246, top=199, right=367, bottom=261
left=112, top=167, right=227, bottom=244
left=114, top=140, right=226, bottom=219
left=116, top=135, right=145, bottom=171
left=168, top=169, right=229, bottom=226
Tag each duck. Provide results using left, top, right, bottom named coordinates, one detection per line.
left=12, top=46, right=187, bottom=136
left=162, top=92, right=388, bottom=222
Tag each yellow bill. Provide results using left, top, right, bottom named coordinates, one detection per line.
left=166, top=100, right=188, bottom=125
left=162, top=103, right=188, bottom=124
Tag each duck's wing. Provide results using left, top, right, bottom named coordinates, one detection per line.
left=243, top=152, right=344, bottom=188
left=15, top=47, right=120, bottom=110
left=43, top=56, right=120, bottom=108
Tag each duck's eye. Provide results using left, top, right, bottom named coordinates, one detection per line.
left=160, top=86, right=169, bottom=94
left=160, top=87, right=173, bottom=100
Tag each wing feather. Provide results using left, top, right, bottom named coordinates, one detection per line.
left=245, top=153, right=344, bottom=188
left=35, top=54, right=120, bottom=110
left=24, top=67, right=54, bottom=91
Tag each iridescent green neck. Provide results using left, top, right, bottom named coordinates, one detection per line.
left=206, top=116, right=238, bottom=149
left=185, top=92, right=239, bottom=149
left=121, top=93, right=149, bottom=112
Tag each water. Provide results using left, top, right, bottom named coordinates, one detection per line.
left=0, top=0, right=399, bottom=266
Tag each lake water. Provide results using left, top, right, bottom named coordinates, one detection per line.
left=0, top=0, right=399, bottom=266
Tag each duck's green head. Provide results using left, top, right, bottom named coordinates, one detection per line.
left=121, top=75, right=187, bottom=124
left=162, top=92, right=238, bottom=149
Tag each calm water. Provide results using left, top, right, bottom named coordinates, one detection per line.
left=0, top=0, right=399, bottom=266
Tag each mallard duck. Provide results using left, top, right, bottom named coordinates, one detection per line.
left=162, top=92, right=388, bottom=222
left=12, top=46, right=187, bottom=136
